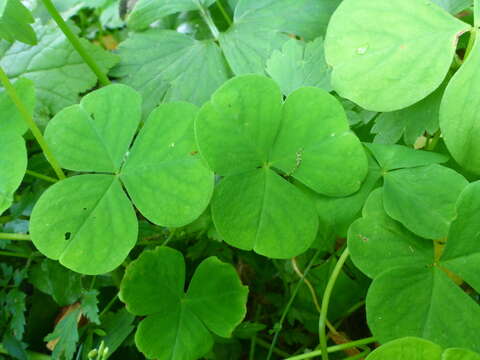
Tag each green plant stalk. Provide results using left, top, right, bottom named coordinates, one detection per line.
left=319, top=248, right=350, bottom=360
left=196, top=1, right=220, bottom=39
left=41, top=0, right=111, bottom=86
left=0, top=250, right=32, bottom=258
left=99, top=293, right=118, bottom=318
left=284, top=337, right=376, bottom=360
left=0, top=345, right=51, bottom=360
left=255, top=337, right=291, bottom=358
left=26, top=170, right=58, bottom=183
left=464, top=28, right=477, bottom=60
left=216, top=0, right=233, bottom=26
left=0, top=232, right=31, bottom=241
left=266, top=248, right=323, bottom=360
left=0, top=67, right=66, bottom=180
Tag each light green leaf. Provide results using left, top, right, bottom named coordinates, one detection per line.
left=366, top=337, right=443, bottom=360
left=372, top=84, right=445, bottom=145
left=195, top=74, right=282, bottom=176
left=185, top=257, right=250, bottom=338
left=270, top=86, right=367, bottom=196
left=120, top=247, right=248, bottom=360
left=440, top=40, right=480, bottom=174
left=367, top=266, right=480, bottom=351
left=127, top=0, right=216, bottom=30
left=383, top=164, right=468, bottom=239
left=29, top=259, right=83, bottom=306
left=365, top=143, right=448, bottom=171
left=1, top=22, right=118, bottom=115
left=266, top=37, right=332, bottom=96
left=30, top=174, right=138, bottom=275
left=313, top=153, right=382, bottom=237
left=121, top=102, right=213, bottom=227
left=112, top=29, right=229, bottom=117
left=211, top=168, right=318, bottom=259
left=0, top=130, right=27, bottom=215
left=0, top=0, right=36, bottom=45
left=432, top=0, right=472, bottom=14
left=348, top=189, right=433, bottom=278
left=44, top=308, right=80, bottom=360
left=443, top=348, right=480, bottom=360
left=0, top=77, right=34, bottom=135
left=325, top=0, right=470, bottom=111
left=45, top=84, right=141, bottom=173
left=219, top=0, right=340, bottom=75
left=441, top=181, right=480, bottom=293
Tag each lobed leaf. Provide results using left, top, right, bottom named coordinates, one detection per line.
left=0, top=0, right=37, bottom=45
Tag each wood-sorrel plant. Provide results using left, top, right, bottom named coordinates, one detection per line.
left=1, top=0, right=480, bottom=359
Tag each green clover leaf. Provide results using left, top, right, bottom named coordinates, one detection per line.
left=348, top=183, right=480, bottom=351
left=366, top=143, right=467, bottom=239
left=324, top=0, right=470, bottom=111
left=0, top=0, right=37, bottom=45
left=366, top=337, right=480, bottom=360
left=0, top=128, right=27, bottom=215
left=30, top=84, right=214, bottom=274
left=195, top=74, right=367, bottom=258
left=119, top=246, right=248, bottom=360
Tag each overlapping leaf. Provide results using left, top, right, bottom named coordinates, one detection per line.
left=0, top=77, right=35, bottom=135
left=120, top=247, right=248, bottom=360
left=0, top=0, right=37, bottom=45
left=366, top=337, right=480, bottom=360
left=0, top=129, right=27, bottom=215
left=0, top=22, right=118, bottom=116
left=30, top=84, right=214, bottom=274
left=196, top=75, right=367, bottom=258
left=325, top=0, right=470, bottom=111
left=266, top=37, right=332, bottom=96
left=348, top=183, right=480, bottom=351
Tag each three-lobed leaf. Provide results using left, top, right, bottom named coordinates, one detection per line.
left=120, top=247, right=248, bottom=360
left=0, top=0, right=37, bottom=45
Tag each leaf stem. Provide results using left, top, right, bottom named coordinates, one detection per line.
left=0, top=232, right=31, bottom=241
left=195, top=1, right=220, bottom=39
left=464, top=28, right=477, bottom=60
left=40, top=0, right=111, bottom=86
left=284, top=337, right=376, bottom=360
left=319, top=248, right=350, bottom=360
left=0, top=66, right=66, bottom=180
left=26, top=170, right=58, bottom=183
left=99, top=293, right=118, bottom=318
left=266, top=248, right=323, bottom=360
left=255, top=337, right=291, bottom=358
left=0, top=250, right=34, bottom=259
left=216, top=0, right=232, bottom=26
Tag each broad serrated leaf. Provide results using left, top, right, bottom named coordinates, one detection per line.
left=372, top=84, right=444, bottom=145
left=121, top=102, right=213, bottom=227
left=219, top=0, right=340, bottom=75
left=81, top=290, right=100, bottom=325
left=30, top=175, right=138, bottom=275
left=112, top=29, right=229, bottom=116
left=127, top=0, right=216, bottom=30
left=0, top=77, right=34, bottom=135
left=325, top=0, right=470, bottom=111
left=120, top=247, right=248, bottom=360
left=0, top=0, right=36, bottom=45
left=0, top=130, right=27, bottom=215
left=29, top=259, right=83, bottom=306
left=45, top=308, right=80, bottom=360
left=440, top=40, right=480, bottom=174
left=0, top=22, right=118, bottom=115
left=45, top=84, right=141, bottom=173
left=266, top=37, right=331, bottom=96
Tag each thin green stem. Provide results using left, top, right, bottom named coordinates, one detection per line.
left=0, top=232, right=31, bottom=241
left=0, top=67, right=66, bottom=180
left=26, top=170, right=58, bottom=183
left=216, top=0, right=232, bottom=26
left=41, top=0, right=111, bottom=86
left=319, top=248, right=350, bottom=360
left=0, top=250, right=32, bottom=259
left=0, top=345, right=51, bottom=360
left=266, top=248, right=323, bottom=360
left=464, top=29, right=477, bottom=60
left=284, top=337, right=376, bottom=360
left=255, top=337, right=291, bottom=358
left=195, top=1, right=220, bottom=39
left=99, top=293, right=118, bottom=318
